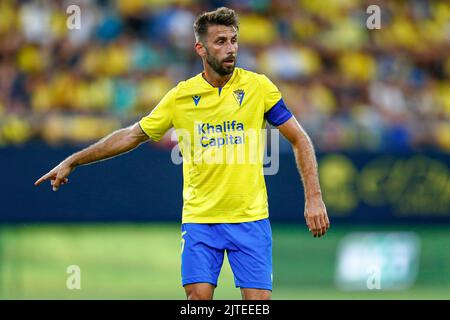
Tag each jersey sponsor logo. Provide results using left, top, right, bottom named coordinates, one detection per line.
left=200, top=133, right=245, bottom=148
left=233, top=89, right=245, bottom=106
left=197, top=120, right=244, bottom=134
left=192, top=95, right=201, bottom=106
left=196, top=120, right=246, bottom=148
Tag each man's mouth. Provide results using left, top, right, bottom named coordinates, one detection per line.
left=223, top=57, right=235, bottom=64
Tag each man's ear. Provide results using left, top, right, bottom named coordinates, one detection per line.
left=194, top=41, right=206, bottom=58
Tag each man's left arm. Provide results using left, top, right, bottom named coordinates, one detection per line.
left=278, top=117, right=330, bottom=238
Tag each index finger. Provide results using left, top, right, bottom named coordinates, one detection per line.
left=34, top=172, right=53, bottom=186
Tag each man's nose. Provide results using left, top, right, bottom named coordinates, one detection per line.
left=226, top=41, right=237, bottom=54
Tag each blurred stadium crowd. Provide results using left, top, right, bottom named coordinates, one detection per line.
left=0, top=0, right=449, bottom=152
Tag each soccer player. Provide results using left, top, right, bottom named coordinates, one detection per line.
left=35, top=7, right=330, bottom=300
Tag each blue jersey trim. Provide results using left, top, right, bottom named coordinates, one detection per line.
left=264, top=98, right=293, bottom=126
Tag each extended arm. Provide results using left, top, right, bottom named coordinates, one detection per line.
left=34, top=122, right=149, bottom=191
left=278, top=117, right=330, bottom=237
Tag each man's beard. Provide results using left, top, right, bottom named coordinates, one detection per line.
left=205, top=48, right=236, bottom=76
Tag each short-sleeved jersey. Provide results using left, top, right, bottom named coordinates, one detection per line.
left=139, top=67, right=292, bottom=223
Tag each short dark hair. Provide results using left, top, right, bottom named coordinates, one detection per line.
left=193, top=7, right=239, bottom=41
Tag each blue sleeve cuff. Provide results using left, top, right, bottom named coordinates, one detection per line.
left=264, top=98, right=293, bottom=126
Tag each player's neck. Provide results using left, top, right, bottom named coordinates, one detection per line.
left=202, top=66, right=233, bottom=88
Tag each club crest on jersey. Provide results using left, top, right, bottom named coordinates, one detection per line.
left=192, top=95, right=201, bottom=106
left=233, top=89, right=245, bottom=106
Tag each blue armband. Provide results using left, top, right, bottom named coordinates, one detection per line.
left=264, top=98, right=293, bottom=126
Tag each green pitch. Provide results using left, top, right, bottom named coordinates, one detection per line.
left=0, top=223, right=449, bottom=299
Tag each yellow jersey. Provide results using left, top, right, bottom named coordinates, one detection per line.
left=139, top=67, right=292, bottom=223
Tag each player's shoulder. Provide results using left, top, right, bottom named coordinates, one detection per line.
left=235, top=67, right=262, bottom=80
left=236, top=68, right=273, bottom=86
left=158, top=79, right=192, bottom=103
left=170, top=73, right=204, bottom=97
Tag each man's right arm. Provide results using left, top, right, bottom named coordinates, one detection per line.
left=34, top=122, right=149, bottom=191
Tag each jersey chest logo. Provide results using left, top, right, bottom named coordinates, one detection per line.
left=192, top=95, right=201, bottom=106
left=233, top=89, right=245, bottom=106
